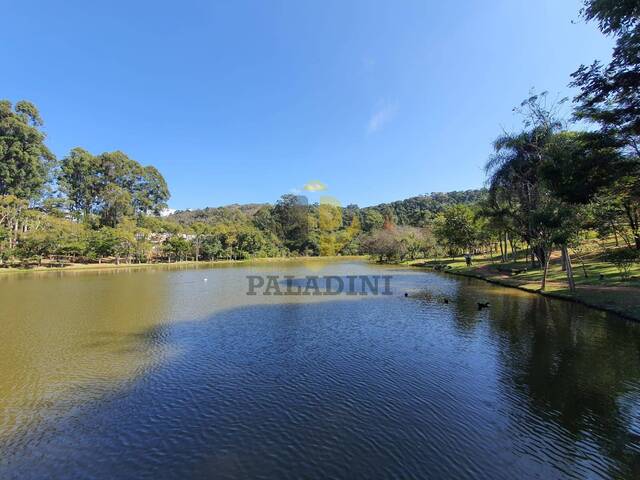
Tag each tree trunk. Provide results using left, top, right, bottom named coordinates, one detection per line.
left=562, top=245, right=576, bottom=293
left=530, top=246, right=536, bottom=269
left=533, top=246, right=546, bottom=269
left=541, top=249, right=552, bottom=291
left=623, top=202, right=640, bottom=250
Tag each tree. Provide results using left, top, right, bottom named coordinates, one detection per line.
left=0, top=100, right=55, bottom=201
left=433, top=204, right=479, bottom=257
left=59, top=147, right=98, bottom=220
left=570, top=1, right=640, bottom=250
left=360, top=228, right=406, bottom=263
left=537, top=131, right=631, bottom=290
left=190, top=222, right=209, bottom=261
left=485, top=93, right=565, bottom=268
left=60, top=148, right=171, bottom=227
left=98, top=184, right=133, bottom=228
left=273, top=194, right=311, bottom=254
left=362, top=209, right=385, bottom=232
left=133, top=166, right=170, bottom=216
left=252, top=205, right=278, bottom=234
left=572, top=1, right=640, bottom=153
left=318, top=198, right=343, bottom=256
left=16, top=230, right=56, bottom=265
left=540, top=131, right=624, bottom=204
left=164, top=235, right=191, bottom=262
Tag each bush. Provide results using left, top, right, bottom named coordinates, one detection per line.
left=604, top=249, right=640, bottom=280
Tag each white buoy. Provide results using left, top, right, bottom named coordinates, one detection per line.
left=204, top=278, right=208, bottom=282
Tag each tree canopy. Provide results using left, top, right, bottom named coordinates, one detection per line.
left=0, top=100, right=55, bottom=201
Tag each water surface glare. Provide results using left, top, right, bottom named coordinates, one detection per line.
left=1, top=259, right=639, bottom=479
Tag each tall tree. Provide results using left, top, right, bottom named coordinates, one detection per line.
left=59, top=148, right=170, bottom=227
left=273, top=194, right=311, bottom=254
left=0, top=100, right=55, bottom=201
left=572, top=1, right=640, bottom=248
left=133, top=166, right=170, bottom=216
left=59, top=147, right=98, bottom=220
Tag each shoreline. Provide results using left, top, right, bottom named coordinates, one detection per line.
left=3, top=254, right=638, bottom=322
left=0, top=255, right=367, bottom=276
left=409, top=262, right=640, bottom=323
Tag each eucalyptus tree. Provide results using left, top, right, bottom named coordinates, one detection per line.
left=0, top=100, right=55, bottom=201
left=59, top=147, right=98, bottom=221
left=59, top=148, right=170, bottom=227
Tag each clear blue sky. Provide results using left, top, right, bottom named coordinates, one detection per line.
left=1, top=0, right=612, bottom=210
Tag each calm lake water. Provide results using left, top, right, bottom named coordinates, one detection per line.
left=1, top=259, right=639, bottom=479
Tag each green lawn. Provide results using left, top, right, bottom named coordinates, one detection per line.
left=406, top=243, right=640, bottom=321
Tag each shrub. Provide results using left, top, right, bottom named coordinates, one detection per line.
left=604, top=249, right=640, bottom=280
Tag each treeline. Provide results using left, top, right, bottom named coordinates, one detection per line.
left=162, top=190, right=483, bottom=261
left=0, top=95, right=479, bottom=266
left=419, top=0, right=640, bottom=291
left=0, top=99, right=172, bottom=265
left=2, top=0, right=638, bottom=276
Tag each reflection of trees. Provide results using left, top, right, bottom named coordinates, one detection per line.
left=489, top=296, right=640, bottom=477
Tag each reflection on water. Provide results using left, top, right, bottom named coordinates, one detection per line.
left=0, top=260, right=639, bottom=479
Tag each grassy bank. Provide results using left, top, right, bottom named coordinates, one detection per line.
left=406, top=247, right=640, bottom=321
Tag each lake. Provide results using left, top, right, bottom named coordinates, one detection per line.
left=1, top=259, right=639, bottom=479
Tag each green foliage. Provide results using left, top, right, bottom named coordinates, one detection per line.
left=604, top=248, right=640, bottom=279
left=362, top=210, right=384, bottom=232
left=581, top=0, right=640, bottom=36
left=163, top=235, right=192, bottom=261
left=433, top=204, right=481, bottom=256
left=59, top=148, right=170, bottom=227
left=59, top=147, right=97, bottom=219
left=360, top=190, right=485, bottom=227
left=272, top=194, right=311, bottom=254
left=572, top=1, right=640, bottom=153
left=540, top=131, right=625, bottom=204
left=0, top=100, right=55, bottom=200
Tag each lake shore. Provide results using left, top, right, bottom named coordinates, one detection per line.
left=407, top=258, right=640, bottom=322
left=0, top=255, right=368, bottom=276
left=5, top=253, right=639, bottom=322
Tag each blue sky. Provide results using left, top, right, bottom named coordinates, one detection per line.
left=1, top=0, right=612, bottom=210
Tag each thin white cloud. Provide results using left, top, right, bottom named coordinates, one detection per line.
left=368, top=104, right=397, bottom=133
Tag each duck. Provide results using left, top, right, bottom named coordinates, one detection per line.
left=477, top=302, right=490, bottom=310
left=443, top=298, right=449, bottom=304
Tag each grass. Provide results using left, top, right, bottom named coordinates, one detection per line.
left=405, top=240, right=640, bottom=321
